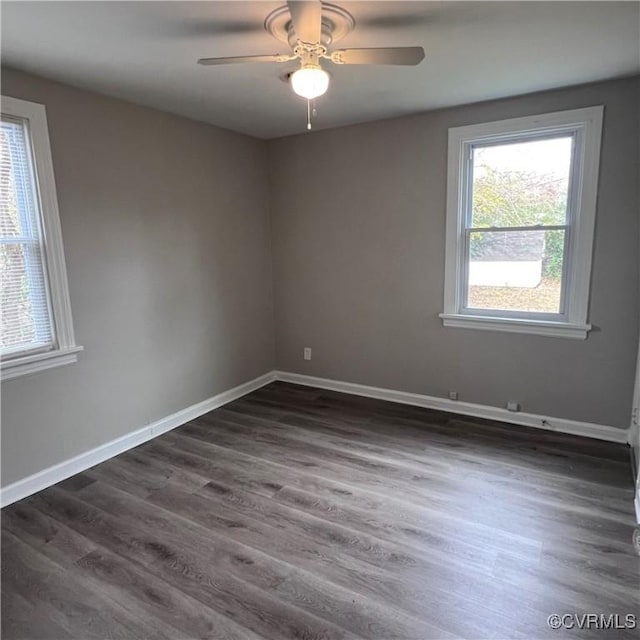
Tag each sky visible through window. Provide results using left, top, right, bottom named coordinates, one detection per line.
left=474, top=137, right=572, bottom=178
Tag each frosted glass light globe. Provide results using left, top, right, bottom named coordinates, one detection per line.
left=291, top=66, right=329, bottom=100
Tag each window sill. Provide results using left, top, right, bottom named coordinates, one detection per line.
left=1, top=345, right=83, bottom=381
left=439, top=313, right=590, bottom=339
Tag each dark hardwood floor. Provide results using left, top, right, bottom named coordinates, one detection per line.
left=2, top=381, right=638, bottom=639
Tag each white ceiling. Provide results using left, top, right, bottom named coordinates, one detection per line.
left=2, top=1, right=639, bottom=139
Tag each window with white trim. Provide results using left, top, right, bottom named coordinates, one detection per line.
left=1, top=96, right=81, bottom=379
left=440, top=106, right=603, bottom=339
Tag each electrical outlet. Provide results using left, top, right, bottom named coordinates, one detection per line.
left=303, top=347, right=312, bottom=361
left=448, top=391, right=458, bottom=401
left=507, top=401, right=520, bottom=412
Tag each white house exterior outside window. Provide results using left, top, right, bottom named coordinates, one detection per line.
left=440, top=106, right=604, bottom=339
left=1, top=95, right=81, bottom=379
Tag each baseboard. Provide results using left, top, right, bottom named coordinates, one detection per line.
left=274, top=371, right=629, bottom=445
left=2, top=368, right=630, bottom=508
left=0, top=371, right=277, bottom=508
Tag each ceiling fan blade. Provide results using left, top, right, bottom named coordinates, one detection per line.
left=198, top=54, right=294, bottom=66
left=330, top=47, right=425, bottom=66
left=287, top=1, right=322, bottom=43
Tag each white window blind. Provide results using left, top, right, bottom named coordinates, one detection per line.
left=1, top=114, right=55, bottom=357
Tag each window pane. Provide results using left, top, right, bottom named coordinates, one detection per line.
left=467, top=229, right=565, bottom=314
left=471, top=136, right=573, bottom=228
left=0, top=116, right=54, bottom=355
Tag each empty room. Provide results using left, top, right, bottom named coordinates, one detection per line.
left=1, top=1, right=639, bottom=638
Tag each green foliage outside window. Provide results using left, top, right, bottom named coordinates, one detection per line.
left=472, top=166, right=567, bottom=278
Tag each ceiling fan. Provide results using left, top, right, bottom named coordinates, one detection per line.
left=197, top=1, right=425, bottom=128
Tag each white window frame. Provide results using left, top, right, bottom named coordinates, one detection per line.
left=440, top=106, right=603, bottom=340
left=1, top=95, right=81, bottom=380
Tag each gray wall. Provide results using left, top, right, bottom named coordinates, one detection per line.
left=1, top=68, right=275, bottom=486
left=2, top=71, right=637, bottom=491
left=269, top=76, right=639, bottom=428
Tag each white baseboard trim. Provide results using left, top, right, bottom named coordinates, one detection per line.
left=274, top=371, right=629, bottom=445
left=0, top=371, right=277, bottom=508
left=2, top=368, right=629, bottom=508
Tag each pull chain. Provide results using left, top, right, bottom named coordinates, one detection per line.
left=305, top=100, right=319, bottom=131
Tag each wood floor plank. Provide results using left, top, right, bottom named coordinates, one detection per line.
left=270, top=406, right=630, bottom=488
left=1, top=529, right=171, bottom=640
left=253, top=382, right=629, bottom=459
left=166, top=422, right=635, bottom=547
left=118, top=439, right=545, bottom=580
left=2, top=381, right=638, bottom=639
left=257, top=383, right=629, bottom=462
left=0, top=588, right=73, bottom=640
left=237, top=386, right=632, bottom=476
left=83, top=448, right=210, bottom=500
left=152, top=431, right=544, bottom=559
left=163, top=481, right=558, bottom=638
left=269, top=406, right=634, bottom=499
left=149, top=484, right=549, bottom=640
left=69, top=479, right=452, bottom=640
left=146, top=425, right=637, bottom=585
left=75, top=548, right=265, bottom=640
left=144, top=427, right=638, bottom=610
left=4, top=500, right=257, bottom=640
left=220, top=396, right=629, bottom=496
left=192, top=412, right=634, bottom=527
left=270, top=484, right=635, bottom=608
left=2, top=499, right=98, bottom=565
left=214, top=403, right=634, bottom=513
left=29, top=486, right=359, bottom=640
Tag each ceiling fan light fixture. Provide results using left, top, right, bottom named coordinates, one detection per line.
left=291, top=64, right=329, bottom=100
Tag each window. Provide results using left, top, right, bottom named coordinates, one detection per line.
left=1, top=96, right=81, bottom=379
left=440, top=106, right=603, bottom=339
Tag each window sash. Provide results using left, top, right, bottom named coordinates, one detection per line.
left=1, top=240, right=56, bottom=353
left=460, top=225, right=570, bottom=320
left=1, top=113, right=57, bottom=358
left=1, top=95, right=81, bottom=380
left=455, top=127, right=582, bottom=321
left=470, top=130, right=576, bottom=154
